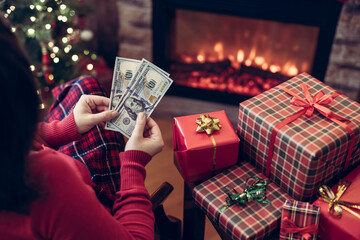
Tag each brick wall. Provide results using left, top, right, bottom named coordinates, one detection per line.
left=116, top=0, right=360, bottom=102
left=324, top=0, right=360, bottom=102
left=116, top=0, right=152, bottom=60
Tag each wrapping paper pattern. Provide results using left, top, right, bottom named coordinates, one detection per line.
left=237, top=73, right=360, bottom=201
left=193, top=161, right=293, bottom=240
left=280, top=200, right=320, bottom=240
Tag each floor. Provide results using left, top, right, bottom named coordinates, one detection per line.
left=145, top=95, right=239, bottom=240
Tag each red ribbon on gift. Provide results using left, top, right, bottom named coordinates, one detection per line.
left=281, top=216, right=318, bottom=240
left=265, top=83, right=355, bottom=177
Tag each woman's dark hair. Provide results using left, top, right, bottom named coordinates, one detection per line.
left=0, top=17, right=39, bottom=213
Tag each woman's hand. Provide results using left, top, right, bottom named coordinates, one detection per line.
left=125, top=112, right=164, bottom=157
left=73, top=95, right=118, bottom=134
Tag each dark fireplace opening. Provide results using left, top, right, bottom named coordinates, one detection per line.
left=153, top=0, right=344, bottom=104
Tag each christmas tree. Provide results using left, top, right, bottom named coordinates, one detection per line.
left=0, top=0, right=99, bottom=94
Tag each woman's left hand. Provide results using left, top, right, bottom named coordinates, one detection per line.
left=73, top=95, right=118, bottom=134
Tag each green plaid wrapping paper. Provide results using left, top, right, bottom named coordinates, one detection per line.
left=280, top=200, right=320, bottom=240
left=237, top=73, right=360, bottom=201
left=193, top=161, right=293, bottom=240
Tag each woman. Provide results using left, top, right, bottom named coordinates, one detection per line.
left=0, top=17, right=163, bottom=239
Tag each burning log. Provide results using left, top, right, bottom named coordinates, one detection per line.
left=169, top=59, right=288, bottom=96
left=169, top=59, right=231, bottom=73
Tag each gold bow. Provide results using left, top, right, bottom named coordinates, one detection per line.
left=195, top=114, right=221, bottom=135
left=318, top=180, right=360, bottom=219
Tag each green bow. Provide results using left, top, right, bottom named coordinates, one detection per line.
left=221, top=176, right=271, bottom=212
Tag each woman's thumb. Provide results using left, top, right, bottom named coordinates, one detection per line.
left=91, top=110, right=118, bottom=124
left=132, top=112, right=146, bottom=136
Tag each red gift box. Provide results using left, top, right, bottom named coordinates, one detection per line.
left=173, top=110, right=240, bottom=183
left=193, top=161, right=294, bottom=240
left=280, top=200, right=320, bottom=240
left=313, top=164, right=360, bottom=240
left=237, top=73, right=360, bottom=201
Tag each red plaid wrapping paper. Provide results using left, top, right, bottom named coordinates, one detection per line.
left=280, top=200, right=320, bottom=240
left=193, top=161, right=293, bottom=240
left=237, top=73, right=360, bottom=201
left=45, top=76, right=125, bottom=209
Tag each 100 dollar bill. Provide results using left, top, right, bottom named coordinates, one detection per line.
left=113, top=58, right=169, bottom=113
left=105, top=57, right=140, bottom=131
left=108, top=62, right=173, bottom=138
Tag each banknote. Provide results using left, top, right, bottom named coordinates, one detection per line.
left=108, top=62, right=173, bottom=138
left=113, top=58, right=170, bottom=113
left=105, top=57, right=140, bottom=131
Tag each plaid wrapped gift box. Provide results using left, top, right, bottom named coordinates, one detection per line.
left=193, top=161, right=293, bottom=240
left=173, top=110, right=240, bottom=183
left=280, top=200, right=320, bottom=240
left=237, top=72, right=360, bottom=201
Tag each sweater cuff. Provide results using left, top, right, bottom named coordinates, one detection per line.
left=120, top=150, right=152, bottom=167
left=57, top=110, right=83, bottom=141
left=119, top=150, right=152, bottom=190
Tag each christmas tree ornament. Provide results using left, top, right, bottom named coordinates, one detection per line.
left=80, top=29, right=93, bottom=41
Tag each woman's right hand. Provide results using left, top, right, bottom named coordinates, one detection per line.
left=125, top=112, right=164, bottom=157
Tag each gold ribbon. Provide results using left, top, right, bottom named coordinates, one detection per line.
left=318, top=180, right=360, bottom=219
left=196, top=114, right=222, bottom=175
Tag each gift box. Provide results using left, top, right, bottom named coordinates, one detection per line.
left=313, top=164, right=360, bottom=240
left=280, top=200, right=320, bottom=240
left=193, top=161, right=294, bottom=240
left=237, top=72, right=360, bottom=201
left=173, top=110, right=240, bottom=183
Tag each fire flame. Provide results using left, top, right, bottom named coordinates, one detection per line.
left=192, top=41, right=302, bottom=77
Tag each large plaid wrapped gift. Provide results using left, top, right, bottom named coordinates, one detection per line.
left=313, top=164, right=360, bottom=240
left=193, top=161, right=293, bottom=240
left=237, top=72, right=360, bottom=201
left=280, top=200, right=320, bottom=240
left=173, top=110, right=240, bottom=183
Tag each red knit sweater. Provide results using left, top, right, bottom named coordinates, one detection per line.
left=0, top=111, right=155, bottom=239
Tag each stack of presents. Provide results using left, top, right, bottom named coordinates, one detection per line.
left=173, top=73, right=360, bottom=239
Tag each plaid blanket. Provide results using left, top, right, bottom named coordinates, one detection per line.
left=45, top=76, right=125, bottom=209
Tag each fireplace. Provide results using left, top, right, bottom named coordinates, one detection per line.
left=153, top=0, right=343, bottom=104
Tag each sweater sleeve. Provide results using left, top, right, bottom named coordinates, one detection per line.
left=30, top=149, right=154, bottom=240
left=113, top=150, right=154, bottom=238
left=34, top=110, right=83, bottom=149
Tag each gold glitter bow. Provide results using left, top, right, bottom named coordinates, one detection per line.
left=195, top=114, right=221, bottom=135
left=318, top=180, right=360, bottom=219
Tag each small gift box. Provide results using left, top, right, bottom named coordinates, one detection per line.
left=193, top=161, right=293, bottom=240
left=280, top=200, right=320, bottom=240
left=173, top=110, right=240, bottom=183
left=237, top=73, right=360, bottom=201
left=313, top=164, right=360, bottom=240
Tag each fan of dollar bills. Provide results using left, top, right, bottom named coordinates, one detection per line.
left=105, top=57, right=173, bottom=138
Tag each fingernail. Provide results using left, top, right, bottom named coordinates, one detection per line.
left=111, top=110, right=118, bottom=117
left=139, top=112, right=145, bottom=119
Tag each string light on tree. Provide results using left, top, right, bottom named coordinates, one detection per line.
left=72, top=54, right=79, bottom=62
left=27, top=28, right=35, bottom=37
left=0, top=0, right=99, bottom=107
left=86, top=63, right=94, bottom=71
